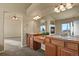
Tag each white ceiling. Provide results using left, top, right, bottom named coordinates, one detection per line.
left=0, top=3, right=32, bottom=23
left=26, top=3, right=79, bottom=20
left=0, top=3, right=31, bottom=14
left=0, top=3, right=78, bottom=20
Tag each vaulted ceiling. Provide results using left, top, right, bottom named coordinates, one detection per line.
left=0, top=3, right=31, bottom=14
left=26, top=3, right=79, bottom=20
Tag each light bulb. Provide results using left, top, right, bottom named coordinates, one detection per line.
left=59, top=4, right=66, bottom=11
left=33, top=16, right=40, bottom=20
left=12, top=16, right=18, bottom=20
left=66, top=3, right=72, bottom=9
left=54, top=7, right=60, bottom=13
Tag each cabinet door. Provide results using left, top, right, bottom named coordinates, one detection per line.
left=26, top=35, right=30, bottom=47
left=29, top=37, right=33, bottom=49
left=33, top=41, right=41, bottom=50
left=45, top=43, right=57, bottom=56
left=58, top=47, right=78, bottom=56
left=44, top=37, right=50, bottom=44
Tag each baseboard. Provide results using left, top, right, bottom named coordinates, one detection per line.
left=21, top=44, right=27, bottom=48
left=0, top=50, right=5, bottom=53
left=4, top=37, right=21, bottom=39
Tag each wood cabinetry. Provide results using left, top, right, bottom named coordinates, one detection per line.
left=45, top=43, right=57, bottom=56
left=29, top=36, right=34, bottom=49
left=58, top=47, right=78, bottom=56
left=65, top=42, right=78, bottom=51
left=44, top=37, right=51, bottom=44
left=33, top=41, right=41, bottom=50
left=26, top=34, right=30, bottom=47
left=45, top=36, right=79, bottom=56
left=26, top=34, right=79, bottom=56
left=45, top=37, right=57, bottom=56
left=26, top=34, right=42, bottom=50
left=26, top=34, right=34, bottom=49
left=51, top=38, right=64, bottom=47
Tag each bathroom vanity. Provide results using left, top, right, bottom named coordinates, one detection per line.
left=26, top=34, right=79, bottom=56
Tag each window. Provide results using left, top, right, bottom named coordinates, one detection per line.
left=61, top=22, right=74, bottom=36
left=62, top=23, right=71, bottom=32
left=49, top=25, right=55, bottom=34
left=40, top=25, right=46, bottom=33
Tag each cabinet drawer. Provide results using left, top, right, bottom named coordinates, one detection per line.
left=58, top=48, right=78, bottom=56
left=51, top=38, right=64, bottom=47
left=45, top=37, right=51, bottom=43
left=65, top=42, right=78, bottom=51
left=34, top=38, right=43, bottom=43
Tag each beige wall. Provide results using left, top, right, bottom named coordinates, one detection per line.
left=55, top=18, right=79, bottom=33
left=33, top=17, right=75, bottom=34
left=24, top=15, right=77, bottom=34
left=0, top=4, right=30, bottom=48
left=0, top=3, right=32, bottom=48
left=55, top=20, right=61, bottom=33
left=0, top=10, right=4, bottom=51
left=24, top=20, right=40, bottom=34
left=4, top=13, right=21, bottom=37
left=55, top=19, right=72, bottom=33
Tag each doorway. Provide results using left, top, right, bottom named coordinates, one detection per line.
left=4, top=12, right=23, bottom=51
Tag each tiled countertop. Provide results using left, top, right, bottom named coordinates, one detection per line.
left=46, top=34, right=79, bottom=43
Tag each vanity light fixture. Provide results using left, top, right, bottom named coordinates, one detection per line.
left=54, top=3, right=73, bottom=13
left=33, top=16, right=41, bottom=20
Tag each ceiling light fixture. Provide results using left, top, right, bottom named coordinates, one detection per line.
left=54, top=3, right=73, bottom=13
left=59, top=4, right=66, bottom=11
left=54, top=7, right=60, bottom=13
left=11, top=16, right=18, bottom=20
left=66, top=3, right=73, bottom=9
left=33, top=16, right=41, bottom=20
